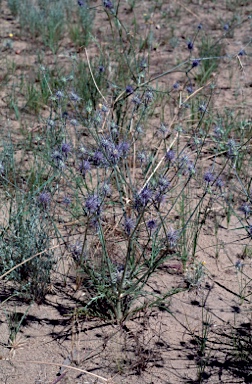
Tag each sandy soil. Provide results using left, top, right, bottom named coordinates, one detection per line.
left=0, top=1, right=251, bottom=383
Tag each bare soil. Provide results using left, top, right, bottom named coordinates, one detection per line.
left=0, top=1, right=251, bottom=383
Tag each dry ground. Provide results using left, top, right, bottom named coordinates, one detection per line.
left=0, top=1, right=251, bottom=383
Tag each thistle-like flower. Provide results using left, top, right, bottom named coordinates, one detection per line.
left=165, top=149, right=175, bottom=162
left=134, top=186, right=153, bottom=211
left=167, top=227, right=180, bottom=248
left=38, top=192, right=51, bottom=208
left=79, top=160, right=91, bottom=176
left=187, top=41, right=194, bottom=51
left=124, top=216, right=135, bottom=236
left=85, top=194, right=102, bottom=216
left=204, top=171, right=214, bottom=184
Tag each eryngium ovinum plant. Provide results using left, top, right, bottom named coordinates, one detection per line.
left=35, top=66, right=228, bottom=323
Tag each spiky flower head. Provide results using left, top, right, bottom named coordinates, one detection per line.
left=238, top=49, right=246, bottom=56
left=215, top=178, right=224, bottom=189
left=137, top=151, right=147, bottom=164
left=126, top=85, right=134, bottom=94
left=187, top=41, right=193, bottom=50
left=158, top=123, right=169, bottom=138
left=85, top=194, right=102, bottom=216
left=38, top=192, right=51, bottom=208
left=227, top=139, right=238, bottom=158
left=134, top=186, right=153, bottom=211
left=187, top=85, right=193, bottom=94
left=69, top=91, right=81, bottom=102
left=92, top=150, right=106, bottom=167
left=204, top=171, right=214, bottom=183
left=102, top=183, right=111, bottom=197
left=167, top=227, right=180, bottom=248
left=70, top=241, right=82, bottom=263
left=165, top=149, right=175, bottom=162
left=213, top=126, right=223, bottom=139
left=79, top=160, right=91, bottom=176
left=132, top=94, right=141, bottom=105
left=70, top=119, right=78, bottom=127
left=124, top=216, right=135, bottom=236
left=239, top=203, right=251, bottom=218
left=55, top=90, right=64, bottom=99
left=192, top=59, right=200, bottom=68
left=51, top=150, right=65, bottom=169
left=61, top=142, right=72, bottom=157
left=157, top=176, right=170, bottom=192
left=103, top=0, right=113, bottom=9
left=62, top=196, right=71, bottom=205
left=117, top=141, right=130, bottom=158
left=147, top=219, right=156, bottom=231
